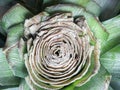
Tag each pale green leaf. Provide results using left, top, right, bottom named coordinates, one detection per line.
left=1, top=3, right=32, bottom=32
left=19, top=79, right=30, bottom=90
left=101, top=15, right=120, bottom=54
left=0, top=48, right=20, bottom=86
left=43, top=0, right=101, bottom=16
left=60, top=0, right=101, bottom=16
left=75, top=66, right=111, bottom=90
left=4, top=24, right=24, bottom=48
left=100, top=44, right=120, bottom=78
left=2, top=23, right=27, bottom=78
left=103, top=15, right=120, bottom=40
left=82, top=12, right=108, bottom=43
left=5, top=45, right=27, bottom=78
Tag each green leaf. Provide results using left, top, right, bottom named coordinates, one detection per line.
left=1, top=3, right=32, bottom=32
left=4, top=24, right=24, bottom=48
left=75, top=66, right=111, bottom=90
left=103, top=15, right=120, bottom=40
left=101, top=15, right=120, bottom=55
left=82, top=12, right=108, bottom=43
left=60, top=0, right=101, bottom=16
left=2, top=23, right=28, bottom=78
left=100, top=36, right=120, bottom=55
left=5, top=43, right=27, bottom=78
left=19, top=79, right=30, bottom=90
left=0, top=48, right=20, bottom=86
left=45, top=4, right=109, bottom=43
left=100, top=44, right=120, bottom=78
left=43, top=0, right=101, bottom=16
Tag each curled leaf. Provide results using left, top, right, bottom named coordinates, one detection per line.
left=24, top=12, right=100, bottom=90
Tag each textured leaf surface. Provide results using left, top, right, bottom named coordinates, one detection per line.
left=1, top=3, right=32, bottom=32
left=5, top=45, right=28, bottom=78
left=100, top=45, right=120, bottom=78
left=43, top=0, right=101, bottom=16
left=101, top=15, right=120, bottom=54
left=0, top=49, right=20, bottom=86
left=103, top=15, right=120, bottom=40
left=2, top=23, right=28, bottom=78
left=75, top=66, right=111, bottom=90
left=19, top=79, right=30, bottom=90
left=62, top=65, right=111, bottom=90
left=4, top=24, right=24, bottom=48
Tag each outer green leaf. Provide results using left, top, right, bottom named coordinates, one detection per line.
left=103, top=15, right=120, bottom=40
left=75, top=66, right=111, bottom=90
left=3, top=24, right=28, bottom=78
left=60, top=0, right=101, bottom=16
left=100, top=44, right=120, bottom=78
left=101, top=15, right=120, bottom=54
left=19, top=79, right=30, bottom=90
left=0, top=48, right=20, bottom=86
left=43, top=0, right=101, bottom=16
left=101, top=36, right=120, bottom=55
left=83, top=12, right=108, bottom=43
left=4, top=24, right=24, bottom=48
left=5, top=43, right=27, bottom=78
left=45, top=4, right=109, bottom=43
left=1, top=3, right=32, bottom=32
left=3, top=24, right=27, bottom=78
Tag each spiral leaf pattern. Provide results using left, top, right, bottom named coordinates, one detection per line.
left=24, top=12, right=100, bottom=89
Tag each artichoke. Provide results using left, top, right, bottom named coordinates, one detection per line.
left=24, top=12, right=100, bottom=89
left=0, top=0, right=120, bottom=90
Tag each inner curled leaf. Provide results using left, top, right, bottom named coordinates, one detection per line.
left=24, top=12, right=100, bottom=90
